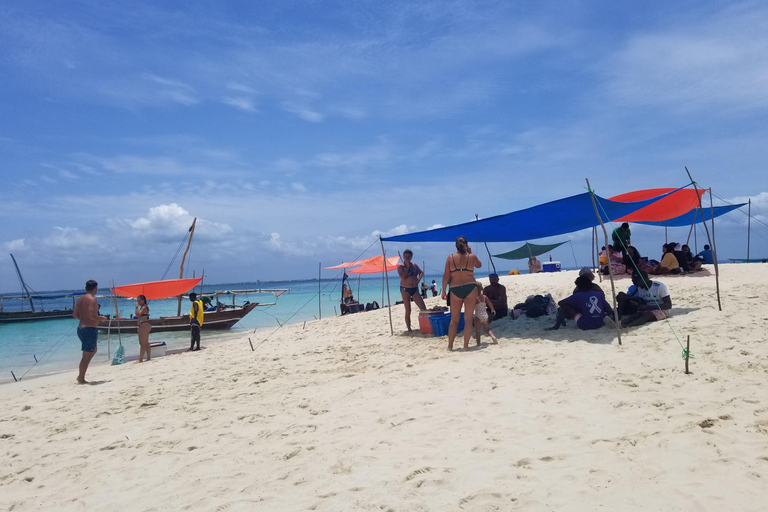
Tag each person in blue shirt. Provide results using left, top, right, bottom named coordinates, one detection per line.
left=545, top=275, right=612, bottom=331
left=696, top=244, right=714, bottom=264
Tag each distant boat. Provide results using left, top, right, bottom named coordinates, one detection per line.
left=0, top=254, right=79, bottom=323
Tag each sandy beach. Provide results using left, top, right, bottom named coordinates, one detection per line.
left=1, top=263, right=767, bottom=511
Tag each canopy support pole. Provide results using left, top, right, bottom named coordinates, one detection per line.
left=379, top=237, right=394, bottom=335
left=475, top=214, right=497, bottom=275
left=685, top=168, right=721, bottom=311
left=586, top=179, right=621, bottom=345
left=318, top=263, right=322, bottom=320
left=748, top=198, right=751, bottom=260
left=686, top=209, right=697, bottom=246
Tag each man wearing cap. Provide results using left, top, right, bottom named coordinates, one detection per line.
left=188, top=292, right=204, bottom=351
left=575, top=267, right=604, bottom=295
left=484, top=273, right=508, bottom=321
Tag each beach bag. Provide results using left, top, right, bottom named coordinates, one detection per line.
left=525, top=295, right=550, bottom=318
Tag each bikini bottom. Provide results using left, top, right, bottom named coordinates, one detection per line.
left=400, top=286, right=419, bottom=297
left=450, top=283, right=477, bottom=299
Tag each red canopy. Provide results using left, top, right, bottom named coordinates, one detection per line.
left=346, top=256, right=401, bottom=274
left=112, top=278, right=203, bottom=300
left=610, top=188, right=705, bottom=222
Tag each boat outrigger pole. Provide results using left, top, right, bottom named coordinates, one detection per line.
left=176, top=218, right=197, bottom=316
left=10, top=254, right=34, bottom=312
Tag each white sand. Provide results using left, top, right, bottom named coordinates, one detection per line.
left=1, top=264, right=767, bottom=511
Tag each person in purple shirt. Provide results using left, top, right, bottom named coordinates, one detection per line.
left=545, top=275, right=612, bottom=331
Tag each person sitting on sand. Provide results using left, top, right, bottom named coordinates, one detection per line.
left=398, top=249, right=426, bottom=332
left=696, top=244, right=714, bottom=264
left=545, top=275, right=612, bottom=331
left=528, top=256, right=542, bottom=274
left=600, top=245, right=626, bottom=275
left=483, top=273, right=508, bottom=320
left=619, top=270, right=672, bottom=327
left=442, top=236, right=482, bottom=350
left=342, top=284, right=354, bottom=304
left=622, top=245, right=645, bottom=274
left=681, top=244, right=702, bottom=271
left=650, top=243, right=681, bottom=275
left=574, top=267, right=604, bottom=295
left=473, top=282, right=499, bottom=345
left=670, top=243, right=691, bottom=273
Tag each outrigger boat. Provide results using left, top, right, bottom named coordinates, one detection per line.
left=95, top=286, right=288, bottom=334
left=0, top=254, right=80, bottom=323
left=95, top=218, right=288, bottom=334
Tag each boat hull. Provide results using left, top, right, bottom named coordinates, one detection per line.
left=0, top=309, right=74, bottom=323
left=96, top=303, right=259, bottom=334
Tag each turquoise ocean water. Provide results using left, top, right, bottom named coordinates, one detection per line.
left=0, top=273, right=451, bottom=385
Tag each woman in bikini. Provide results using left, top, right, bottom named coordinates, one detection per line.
left=398, top=249, right=426, bottom=332
left=441, top=236, right=482, bottom=350
left=135, top=294, right=152, bottom=362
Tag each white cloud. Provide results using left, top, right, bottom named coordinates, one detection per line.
left=280, top=101, right=324, bottom=122
left=4, top=239, right=26, bottom=251
left=223, top=96, right=257, bottom=112
left=43, top=227, right=99, bottom=249
left=290, top=182, right=307, bottom=192
left=605, top=4, right=768, bottom=113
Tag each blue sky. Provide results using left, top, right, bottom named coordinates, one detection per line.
left=1, top=0, right=767, bottom=292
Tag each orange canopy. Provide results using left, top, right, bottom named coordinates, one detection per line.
left=610, top=188, right=705, bottom=222
left=112, top=278, right=202, bottom=300
left=326, top=254, right=400, bottom=270
left=345, top=256, right=400, bottom=274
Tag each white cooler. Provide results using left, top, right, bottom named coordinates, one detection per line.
left=149, top=341, right=167, bottom=357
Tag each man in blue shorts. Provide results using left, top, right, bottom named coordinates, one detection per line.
left=73, top=279, right=107, bottom=384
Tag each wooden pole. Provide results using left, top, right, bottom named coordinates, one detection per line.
left=318, top=262, right=322, bottom=320
left=199, top=269, right=205, bottom=295
left=379, top=236, right=394, bottom=335
left=10, top=254, right=35, bottom=312
left=684, top=168, right=721, bottom=311
left=686, top=209, right=696, bottom=246
left=586, top=179, right=622, bottom=345
left=177, top=218, right=196, bottom=316
left=664, top=221, right=668, bottom=244
left=475, top=214, right=497, bottom=274
left=11, top=371, right=17, bottom=382
left=685, top=335, right=690, bottom=374
left=248, top=337, right=254, bottom=351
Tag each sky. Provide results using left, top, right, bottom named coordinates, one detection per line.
left=1, top=0, right=768, bottom=293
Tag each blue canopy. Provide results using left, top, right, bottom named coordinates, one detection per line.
left=635, top=204, right=744, bottom=227
left=383, top=189, right=680, bottom=243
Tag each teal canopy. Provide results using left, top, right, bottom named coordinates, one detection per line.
left=493, top=241, right=568, bottom=260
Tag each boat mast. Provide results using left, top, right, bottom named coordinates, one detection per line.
left=10, top=254, right=34, bottom=312
left=176, top=218, right=197, bottom=316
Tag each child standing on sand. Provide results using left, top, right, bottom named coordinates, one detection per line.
left=473, top=282, right=499, bottom=345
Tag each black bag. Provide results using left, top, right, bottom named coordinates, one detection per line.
left=525, top=295, right=550, bottom=318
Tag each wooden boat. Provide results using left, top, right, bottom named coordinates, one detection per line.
left=0, top=254, right=80, bottom=323
left=96, top=301, right=265, bottom=334
left=96, top=219, right=288, bottom=333
left=0, top=306, right=74, bottom=323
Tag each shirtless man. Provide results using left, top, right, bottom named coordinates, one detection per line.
left=72, top=279, right=107, bottom=384
left=483, top=273, right=508, bottom=321
left=397, top=249, right=426, bottom=332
